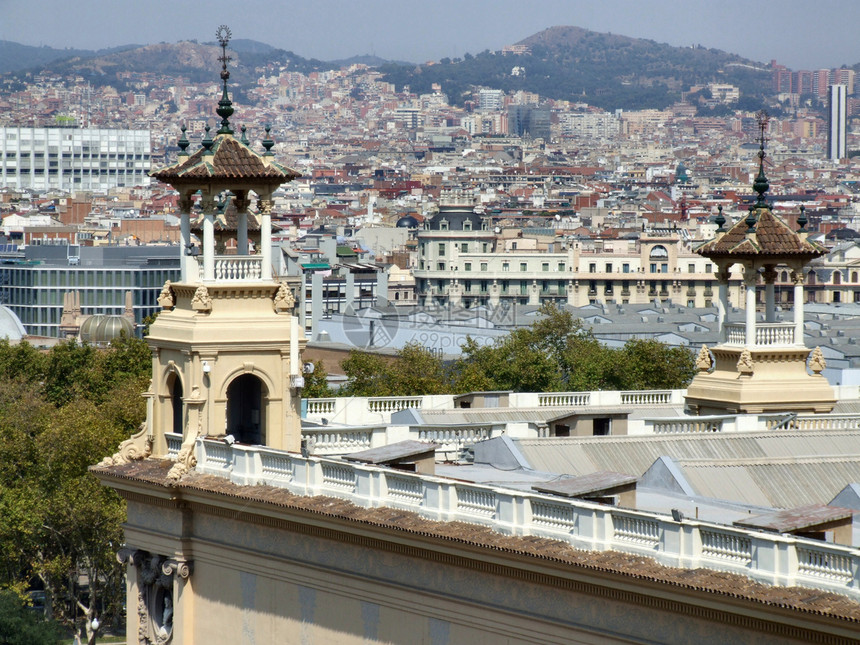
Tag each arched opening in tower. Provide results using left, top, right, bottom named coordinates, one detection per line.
left=226, top=374, right=266, bottom=444
left=169, top=372, right=184, bottom=436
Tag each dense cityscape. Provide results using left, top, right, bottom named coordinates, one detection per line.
left=1, top=19, right=860, bottom=644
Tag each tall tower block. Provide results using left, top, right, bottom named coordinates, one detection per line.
left=828, top=84, right=847, bottom=162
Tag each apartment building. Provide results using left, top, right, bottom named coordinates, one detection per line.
left=0, top=127, right=151, bottom=192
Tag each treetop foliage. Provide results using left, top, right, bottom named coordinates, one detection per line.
left=0, top=334, right=151, bottom=638
left=338, top=305, right=696, bottom=397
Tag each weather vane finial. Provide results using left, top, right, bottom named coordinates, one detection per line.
left=215, top=25, right=234, bottom=135
left=752, top=110, right=770, bottom=207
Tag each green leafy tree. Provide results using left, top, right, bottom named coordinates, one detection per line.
left=340, top=351, right=394, bottom=396
left=301, top=360, right=332, bottom=399
left=0, top=591, right=62, bottom=645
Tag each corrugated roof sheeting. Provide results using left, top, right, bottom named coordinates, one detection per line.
left=680, top=459, right=860, bottom=508
left=512, top=431, right=860, bottom=478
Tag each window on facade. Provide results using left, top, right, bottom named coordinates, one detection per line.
left=661, top=263, right=668, bottom=273
left=482, top=243, right=489, bottom=252
left=439, top=220, right=449, bottom=231
left=589, top=263, right=596, bottom=273
left=520, top=263, right=527, bottom=271
left=511, top=242, right=518, bottom=250
left=688, top=263, right=695, bottom=273
left=464, top=262, right=471, bottom=271
left=622, top=263, right=630, bottom=273
left=650, top=263, right=657, bottom=273
left=502, top=262, right=509, bottom=272
left=463, top=220, right=472, bottom=231
left=437, top=262, right=445, bottom=271
left=461, top=243, right=468, bottom=252
left=558, top=262, right=565, bottom=272
left=480, top=263, right=488, bottom=272
left=606, top=263, right=613, bottom=273
left=542, top=263, right=549, bottom=272
left=438, top=243, right=446, bottom=256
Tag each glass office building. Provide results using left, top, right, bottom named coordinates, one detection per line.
left=0, top=245, right=179, bottom=337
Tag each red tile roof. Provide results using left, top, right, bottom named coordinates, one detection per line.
left=697, top=206, right=825, bottom=260
left=152, top=135, right=300, bottom=185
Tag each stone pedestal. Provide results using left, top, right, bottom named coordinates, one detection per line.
left=685, top=345, right=835, bottom=415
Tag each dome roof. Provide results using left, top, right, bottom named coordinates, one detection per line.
left=80, top=315, right=135, bottom=344
left=396, top=214, right=419, bottom=228
left=0, top=306, right=25, bottom=342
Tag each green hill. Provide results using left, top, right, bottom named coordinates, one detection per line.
left=379, top=25, right=773, bottom=110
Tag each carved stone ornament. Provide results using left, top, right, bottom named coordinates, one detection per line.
left=273, top=282, right=295, bottom=313
left=190, top=285, right=212, bottom=313
left=809, top=346, right=827, bottom=374
left=695, top=345, right=713, bottom=372
left=736, top=348, right=755, bottom=376
left=157, top=281, right=175, bottom=310
left=98, top=423, right=152, bottom=467
left=117, top=549, right=192, bottom=645
left=166, top=444, right=197, bottom=483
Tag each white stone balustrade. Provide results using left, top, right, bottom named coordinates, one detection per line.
left=649, top=416, right=730, bottom=434
left=165, top=432, right=183, bottom=458
left=367, top=396, right=423, bottom=413
left=302, top=390, right=689, bottom=427
left=620, top=390, right=673, bottom=405
left=723, top=322, right=797, bottom=347
left=195, top=255, right=263, bottom=282
left=538, top=392, right=591, bottom=407
left=195, top=438, right=860, bottom=599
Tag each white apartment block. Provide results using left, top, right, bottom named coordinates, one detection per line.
left=561, top=112, right=621, bottom=139
left=0, top=127, right=151, bottom=193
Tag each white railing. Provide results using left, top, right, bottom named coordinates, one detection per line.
left=165, top=432, right=183, bottom=458
left=199, top=255, right=263, bottom=282
left=416, top=424, right=499, bottom=454
left=367, top=397, right=423, bottom=413
left=620, top=390, right=673, bottom=406
left=613, top=513, right=660, bottom=547
left=797, top=546, right=855, bottom=581
left=304, top=427, right=374, bottom=454
left=701, top=529, right=752, bottom=563
left=789, top=414, right=860, bottom=431
left=723, top=322, right=797, bottom=347
left=538, top=392, right=591, bottom=407
left=306, top=398, right=336, bottom=416
left=649, top=415, right=731, bottom=434
left=195, top=438, right=860, bottom=599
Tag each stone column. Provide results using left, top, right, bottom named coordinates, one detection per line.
left=178, top=194, right=193, bottom=282
left=200, top=194, right=216, bottom=282
left=792, top=269, right=805, bottom=346
left=258, top=195, right=273, bottom=280
left=234, top=191, right=249, bottom=256
left=716, top=267, right=730, bottom=342
left=744, top=268, right=757, bottom=347
left=763, top=266, right=777, bottom=323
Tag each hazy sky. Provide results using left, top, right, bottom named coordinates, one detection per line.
left=2, top=0, right=858, bottom=70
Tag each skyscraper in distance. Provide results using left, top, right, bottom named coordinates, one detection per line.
left=828, top=84, right=847, bottom=162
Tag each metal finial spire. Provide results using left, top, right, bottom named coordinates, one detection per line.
left=797, top=205, right=808, bottom=232
left=715, top=205, right=725, bottom=232
left=753, top=110, right=770, bottom=206
left=201, top=124, right=213, bottom=153
left=177, top=124, right=189, bottom=157
left=215, top=25, right=234, bottom=135
left=262, top=124, right=274, bottom=156
left=240, top=124, right=249, bottom=145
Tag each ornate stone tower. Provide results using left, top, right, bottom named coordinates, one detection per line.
left=135, top=27, right=305, bottom=476
left=685, top=112, right=834, bottom=415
